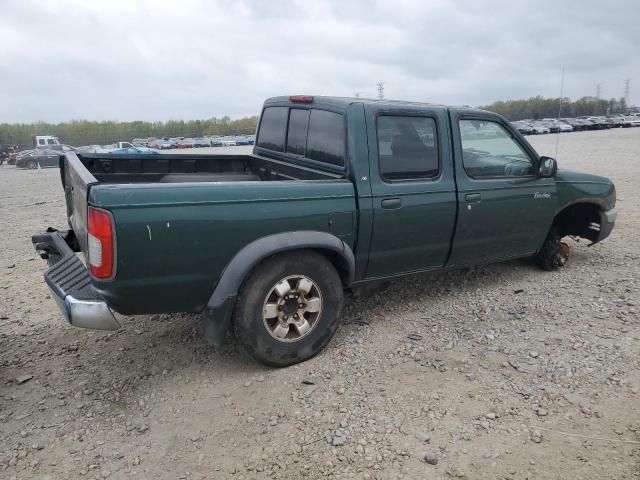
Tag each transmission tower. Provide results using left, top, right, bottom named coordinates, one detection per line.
left=376, top=82, right=385, bottom=100
left=624, top=79, right=631, bottom=104
left=595, top=83, right=602, bottom=99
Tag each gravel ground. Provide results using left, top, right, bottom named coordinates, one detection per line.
left=1, top=129, right=639, bottom=479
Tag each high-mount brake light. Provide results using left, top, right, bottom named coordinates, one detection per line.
left=289, top=95, right=314, bottom=103
left=87, top=207, right=115, bottom=279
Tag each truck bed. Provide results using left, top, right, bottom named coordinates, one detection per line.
left=78, top=152, right=345, bottom=183
left=59, top=151, right=357, bottom=315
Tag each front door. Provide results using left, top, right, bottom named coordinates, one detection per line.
left=365, top=107, right=457, bottom=278
left=448, top=112, right=557, bottom=267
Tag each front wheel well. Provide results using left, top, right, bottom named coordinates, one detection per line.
left=551, top=203, right=602, bottom=242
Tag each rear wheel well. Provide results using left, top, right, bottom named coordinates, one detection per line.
left=552, top=203, right=602, bottom=241
left=310, top=248, right=352, bottom=287
left=245, top=248, right=352, bottom=291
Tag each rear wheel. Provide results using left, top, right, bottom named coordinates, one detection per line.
left=535, top=231, right=569, bottom=271
left=233, top=251, right=344, bottom=367
left=26, top=160, right=37, bottom=169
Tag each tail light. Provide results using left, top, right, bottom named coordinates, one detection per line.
left=87, top=207, right=115, bottom=279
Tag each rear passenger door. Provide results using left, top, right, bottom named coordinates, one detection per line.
left=365, top=107, right=457, bottom=278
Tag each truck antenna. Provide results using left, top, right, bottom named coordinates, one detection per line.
left=555, top=67, right=565, bottom=160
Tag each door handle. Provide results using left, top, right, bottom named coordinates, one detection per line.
left=381, top=198, right=402, bottom=209
left=465, top=193, right=481, bottom=203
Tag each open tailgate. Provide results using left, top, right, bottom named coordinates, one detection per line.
left=61, top=152, right=98, bottom=254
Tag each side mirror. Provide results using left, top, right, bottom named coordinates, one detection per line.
left=538, top=156, right=557, bottom=178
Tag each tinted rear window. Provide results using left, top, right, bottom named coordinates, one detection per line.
left=306, top=110, right=345, bottom=167
left=377, top=116, right=439, bottom=180
left=286, top=109, right=309, bottom=156
left=257, top=107, right=288, bottom=152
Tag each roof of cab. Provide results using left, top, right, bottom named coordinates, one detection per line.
left=264, top=95, right=487, bottom=114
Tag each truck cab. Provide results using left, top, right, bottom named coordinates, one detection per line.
left=33, top=135, right=61, bottom=148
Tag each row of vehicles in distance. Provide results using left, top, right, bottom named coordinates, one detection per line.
left=132, top=135, right=255, bottom=149
left=4, top=133, right=258, bottom=168
left=511, top=113, right=640, bottom=135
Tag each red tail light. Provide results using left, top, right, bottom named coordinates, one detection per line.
left=289, top=95, right=313, bottom=103
left=87, top=207, right=115, bottom=279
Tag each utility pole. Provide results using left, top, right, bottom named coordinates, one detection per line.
left=595, top=83, right=602, bottom=99
left=376, top=82, right=385, bottom=100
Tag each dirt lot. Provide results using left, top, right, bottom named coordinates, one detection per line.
left=1, top=129, right=639, bottom=479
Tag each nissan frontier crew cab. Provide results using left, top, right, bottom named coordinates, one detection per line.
left=32, top=95, right=617, bottom=367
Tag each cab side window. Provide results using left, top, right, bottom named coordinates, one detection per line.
left=459, top=120, right=534, bottom=178
left=377, top=116, right=439, bottom=181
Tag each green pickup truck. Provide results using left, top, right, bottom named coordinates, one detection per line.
left=32, top=95, right=616, bottom=366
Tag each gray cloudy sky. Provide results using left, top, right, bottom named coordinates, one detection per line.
left=1, top=0, right=638, bottom=122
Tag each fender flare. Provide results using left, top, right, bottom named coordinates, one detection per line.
left=202, top=231, right=355, bottom=346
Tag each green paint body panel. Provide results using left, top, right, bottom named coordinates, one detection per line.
left=60, top=96, right=615, bottom=317
left=90, top=180, right=356, bottom=314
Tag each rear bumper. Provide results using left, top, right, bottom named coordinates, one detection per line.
left=32, top=231, right=120, bottom=331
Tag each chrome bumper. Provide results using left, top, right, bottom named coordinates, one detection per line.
left=50, top=290, right=120, bottom=331
left=33, top=230, right=121, bottom=331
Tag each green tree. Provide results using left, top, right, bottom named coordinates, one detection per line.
left=0, top=115, right=259, bottom=149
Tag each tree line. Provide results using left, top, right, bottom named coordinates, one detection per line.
left=0, top=115, right=259, bottom=148
left=0, top=95, right=632, bottom=148
left=479, top=95, right=629, bottom=121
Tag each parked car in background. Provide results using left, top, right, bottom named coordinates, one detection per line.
left=530, top=122, right=550, bottom=134
left=154, top=140, right=174, bottom=149
left=511, top=121, right=534, bottom=135
left=110, top=147, right=160, bottom=155
left=234, top=136, right=251, bottom=145
left=220, top=136, right=237, bottom=146
left=210, top=137, right=225, bottom=146
left=624, top=116, right=640, bottom=127
left=32, top=135, right=62, bottom=148
left=74, top=145, right=100, bottom=153
left=540, top=118, right=573, bottom=133
left=579, top=117, right=608, bottom=129
left=16, top=148, right=62, bottom=169
left=560, top=118, right=586, bottom=131
left=192, top=137, right=210, bottom=148
left=178, top=138, right=194, bottom=148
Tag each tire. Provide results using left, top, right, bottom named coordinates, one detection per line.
left=535, top=231, right=570, bottom=271
left=233, top=251, right=344, bottom=367
left=26, top=160, right=37, bottom=169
